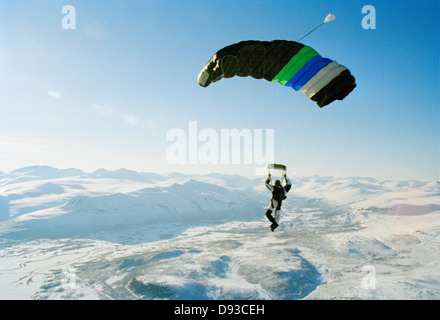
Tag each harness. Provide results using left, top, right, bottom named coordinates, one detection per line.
left=271, top=186, right=286, bottom=210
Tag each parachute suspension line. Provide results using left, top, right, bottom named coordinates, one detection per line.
left=291, top=112, right=324, bottom=159
left=298, top=23, right=325, bottom=42
left=298, top=14, right=335, bottom=41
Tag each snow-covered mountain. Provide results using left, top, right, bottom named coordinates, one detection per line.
left=0, top=166, right=264, bottom=239
left=0, top=166, right=439, bottom=299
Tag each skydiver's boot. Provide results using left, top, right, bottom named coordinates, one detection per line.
left=270, top=222, right=279, bottom=232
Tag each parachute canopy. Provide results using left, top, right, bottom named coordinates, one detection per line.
left=198, top=40, right=356, bottom=107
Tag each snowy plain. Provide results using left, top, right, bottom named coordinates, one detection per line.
left=0, top=166, right=439, bottom=300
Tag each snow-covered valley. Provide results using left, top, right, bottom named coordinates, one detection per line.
left=0, top=166, right=439, bottom=299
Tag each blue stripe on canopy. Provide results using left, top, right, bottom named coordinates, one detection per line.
left=286, top=56, right=333, bottom=90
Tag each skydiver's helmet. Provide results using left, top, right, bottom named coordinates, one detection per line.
left=274, top=180, right=281, bottom=187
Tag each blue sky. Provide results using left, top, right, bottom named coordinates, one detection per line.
left=0, top=0, right=438, bottom=180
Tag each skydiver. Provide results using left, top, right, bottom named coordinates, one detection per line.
left=265, top=173, right=292, bottom=231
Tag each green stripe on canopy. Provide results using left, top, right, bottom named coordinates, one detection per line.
left=271, top=46, right=319, bottom=86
